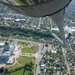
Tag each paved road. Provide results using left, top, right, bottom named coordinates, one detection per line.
left=25, top=17, right=31, bottom=24
left=38, top=18, right=41, bottom=28
left=62, top=48, right=71, bottom=75
left=13, top=38, right=38, bottom=43
left=20, top=53, right=34, bottom=57
left=35, top=43, right=43, bottom=75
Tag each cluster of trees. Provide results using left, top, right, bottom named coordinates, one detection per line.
left=0, top=26, right=54, bottom=40
left=0, top=67, right=4, bottom=74
left=23, top=62, right=34, bottom=75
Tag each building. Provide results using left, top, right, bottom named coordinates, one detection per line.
left=0, top=41, right=19, bottom=64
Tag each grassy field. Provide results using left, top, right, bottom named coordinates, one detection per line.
left=6, top=69, right=31, bottom=75
left=18, top=41, right=29, bottom=46
left=21, top=47, right=34, bottom=53
left=17, top=56, right=33, bottom=66
left=6, top=69, right=23, bottom=75
left=18, top=41, right=38, bottom=53
left=5, top=63, right=20, bottom=71
left=5, top=56, right=33, bottom=71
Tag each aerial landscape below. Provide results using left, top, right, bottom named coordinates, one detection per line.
left=0, top=0, right=74, bottom=75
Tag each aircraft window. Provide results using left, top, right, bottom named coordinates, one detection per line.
left=0, top=0, right=54, bottom=6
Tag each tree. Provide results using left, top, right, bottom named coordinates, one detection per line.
left=23, top=62, right=34, bottom=75
left=0, top=67, right=4, bottom=73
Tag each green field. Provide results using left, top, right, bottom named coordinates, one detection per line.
left=17, top=56, right=33, bottom=66
left=5, top=56, right=33, bottom=71
left=5, top=63, right=20, bottom=71
left=5, top=69, right=31, bottom=75
left=6, top=69, right=23, bottom=75
left=18, top=41, right=38, bottom=53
